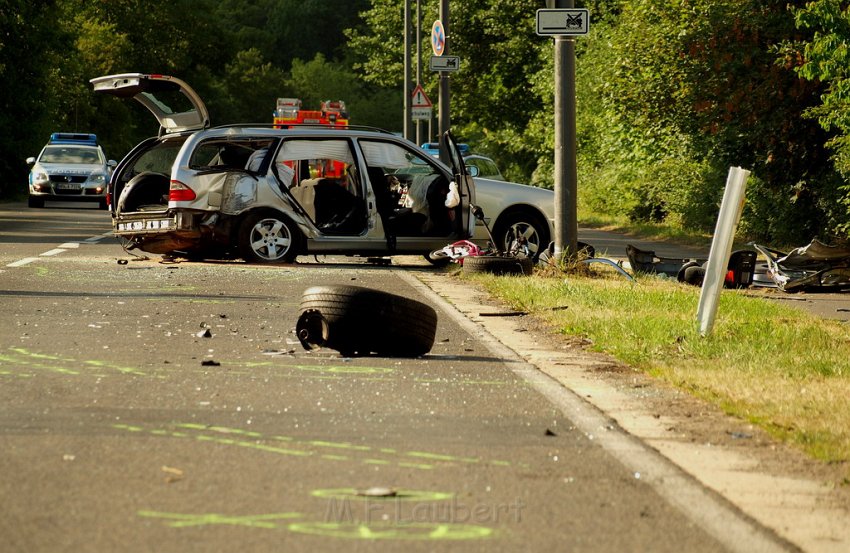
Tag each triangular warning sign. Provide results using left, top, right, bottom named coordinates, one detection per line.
left=411, top=84, right=432, bottom=108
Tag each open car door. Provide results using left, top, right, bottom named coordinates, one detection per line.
left=90, top=73, right=209, bottom=135
left=443, top=130, right=476, bottom=238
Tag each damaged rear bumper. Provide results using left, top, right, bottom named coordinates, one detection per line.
left=113, top=210, right=207, bottom=254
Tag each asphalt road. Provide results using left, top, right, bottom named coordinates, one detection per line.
left=0, top=201, right=789, bottom=552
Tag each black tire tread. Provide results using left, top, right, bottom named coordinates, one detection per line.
left=462, top=255, right=533, bottom=276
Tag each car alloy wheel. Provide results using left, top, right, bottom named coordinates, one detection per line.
left=494, top=210, right=548, bottom=260
left=238, top=212, right=300, bottom=263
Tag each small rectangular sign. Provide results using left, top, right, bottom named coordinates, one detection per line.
left=429, top=55, right=460, bottom=72
left=412, top=108, right=432, bottom=121
left=536, top=9, right=590, bottom=36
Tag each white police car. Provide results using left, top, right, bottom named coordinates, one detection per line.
left=26, top=133, right=116, bottom=209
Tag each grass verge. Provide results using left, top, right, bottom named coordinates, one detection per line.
left=463, top=266, right=850, bottom=473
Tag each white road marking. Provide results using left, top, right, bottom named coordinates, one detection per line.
left=7, top=232, right=111, bottom=267
left=6, top=258, right=39, bottom=268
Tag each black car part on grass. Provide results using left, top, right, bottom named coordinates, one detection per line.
left=751, top=240, right=850, bottom=292
left=626, top=245, right=756, bottom=289
left=296, top=285, right=437, bottom=357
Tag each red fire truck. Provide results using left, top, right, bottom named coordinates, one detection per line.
left=273, top=98, right=349, bottom=128
left=272, top=98, right=351, bottom=178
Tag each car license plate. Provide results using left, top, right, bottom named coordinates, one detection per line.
left=55, top=182, right=80, bottom=190
left=117, top=219, right=174, bottom=232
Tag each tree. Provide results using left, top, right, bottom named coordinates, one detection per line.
left=581, top=0, right=835, bottom=243
left=794, top=0, right=850, bottom=237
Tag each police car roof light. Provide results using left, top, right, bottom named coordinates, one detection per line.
left=421, top=142, right=469, bottom=154
left=49, top=133, right=98, bottom=146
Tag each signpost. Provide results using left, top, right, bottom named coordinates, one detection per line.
left=411, top=84, right=432, bottom=121
left=431, top=20, right=446, bottom=56
left=429, top=55, right=460, bottom=72
left=536, top=8, right=590, bottom=36
left=537, top=1, right=589, bottom=261
left=433, top=7, right=450, bottom=163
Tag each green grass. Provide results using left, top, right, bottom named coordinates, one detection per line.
left=464, top=268, right=850, bottom=470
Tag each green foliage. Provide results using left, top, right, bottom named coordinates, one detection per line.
left=578, top=0, right=839, bottom=243
left=5, top=0, right=850, bottom=244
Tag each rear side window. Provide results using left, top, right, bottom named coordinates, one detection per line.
left=131, top=140, right=184, bottom=174
left=189, top=138, right=278, bottom=170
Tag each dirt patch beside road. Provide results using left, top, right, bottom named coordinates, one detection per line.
left=416, top=270, right=850, bottom=553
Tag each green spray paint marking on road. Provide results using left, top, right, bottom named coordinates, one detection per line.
left=114, top=423, right=434, bottom=470
left=139, top=511, right=302, bottom=528
left=137, top=511, right=493, bottom=541
left=173, top=423, right=517, bottom=469
left=4, top=348, right=147, bottom=376
left=287, top=522, right=494, bottom=541
left=234, top=362, right=396, bottom=375
left=114, top=422, right=521, bottom=471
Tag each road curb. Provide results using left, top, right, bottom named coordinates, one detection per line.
left=407, top=270, right=849, bottom=553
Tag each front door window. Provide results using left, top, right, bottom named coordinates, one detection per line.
left=359, top=140, right=456, bottom=237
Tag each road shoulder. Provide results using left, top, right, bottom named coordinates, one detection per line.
left=416, top=270, right=850, bottom=553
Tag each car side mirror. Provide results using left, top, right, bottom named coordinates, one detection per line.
left=108, top=160, right=118, bottom=168
left=468, top=166, right=479, bottom=177
left=26, top=157, right=35, bottom=165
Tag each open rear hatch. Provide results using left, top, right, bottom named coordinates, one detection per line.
left=90, top=73, right=209, bottom=135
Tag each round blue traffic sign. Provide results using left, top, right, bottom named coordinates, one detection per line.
left=431, top=20, right=445, bottom=56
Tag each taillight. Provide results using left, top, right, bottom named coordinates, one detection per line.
left=169, top=180, right=197, bottom=202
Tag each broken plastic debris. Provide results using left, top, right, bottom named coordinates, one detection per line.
left=200, top=360, right=220, bottom=366
left=196, top=329, right=212, bottom=338
left=545, top=428, right=557, bottom=437
left=356, top=487, right=397, bottom=498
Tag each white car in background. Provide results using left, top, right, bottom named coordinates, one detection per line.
left=91, top=73, right=554, bottom=262
left=26, top=133, right=116, bottom=209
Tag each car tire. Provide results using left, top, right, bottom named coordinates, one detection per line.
left=28, top=195, right=44, bottom=208
left=462, top=255, right=534, bottom=276
left=493, top=209, right=549, bottom=260
left=297, top=285, right=437, bottom=357
left=238, top=212, right=301, bottom=263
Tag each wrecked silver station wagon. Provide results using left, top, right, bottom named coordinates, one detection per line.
left=91, top=73, right=555, bottom=263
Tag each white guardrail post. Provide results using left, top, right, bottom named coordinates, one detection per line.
left=697, top=166, right=751, bottom=336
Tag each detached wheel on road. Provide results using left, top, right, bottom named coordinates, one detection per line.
left=296, top=285, right=437, bottom=357
left=463, top=255, right=533, bottom=276
left=238, top=212, right=301, bottom=263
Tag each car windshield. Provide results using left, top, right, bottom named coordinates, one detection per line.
left=40, top=146, right=102, bottom=164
